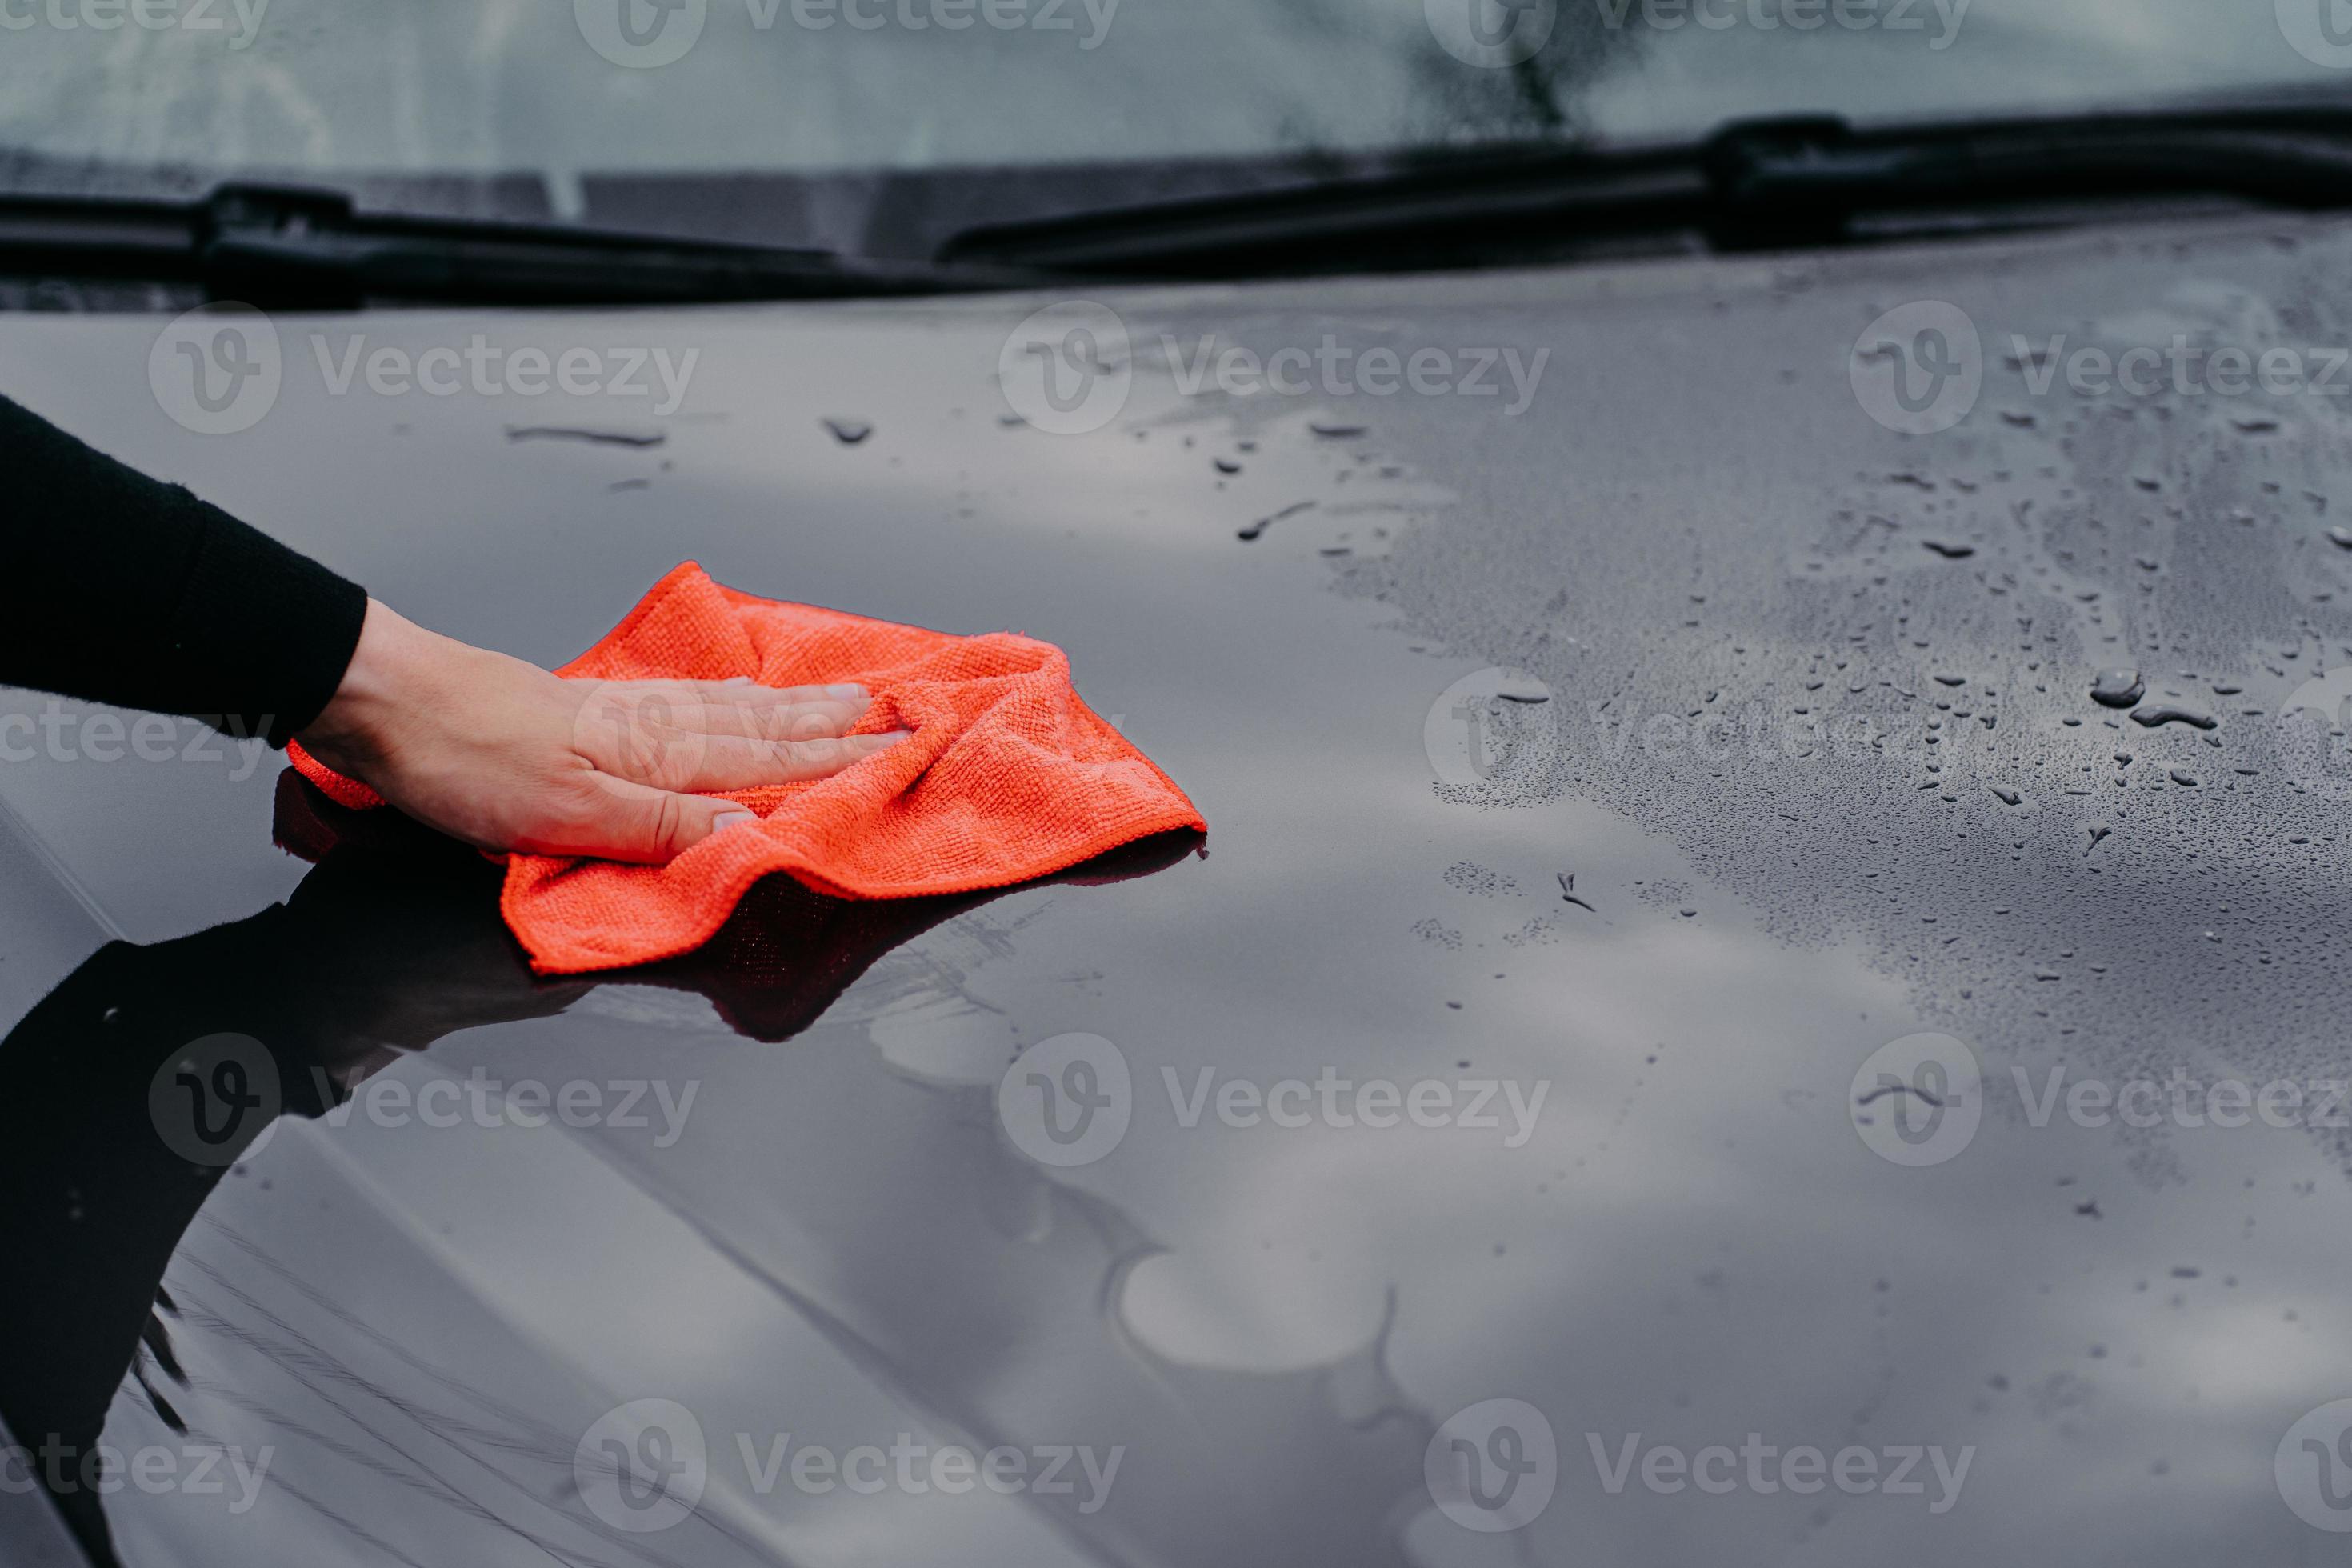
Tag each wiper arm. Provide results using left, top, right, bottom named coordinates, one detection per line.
left=1706, top=110, right=2352, bottom=246
left=937, top=107, right=2352, bottom=278
left=0, top=183, right=1044, bottom=306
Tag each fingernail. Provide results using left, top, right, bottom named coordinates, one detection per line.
left=827, top=683, right=867, bottom=699
left=870, top=729, right=912, bottom=746
left=724, top=675, right=754, bottom=686
left=712, top=809, right=758, bottom=834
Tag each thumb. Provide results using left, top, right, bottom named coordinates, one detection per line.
left=574, top=775, right=760, bottom=864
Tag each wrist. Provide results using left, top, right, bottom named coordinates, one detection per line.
left=298, top=598, right=431, bottom=772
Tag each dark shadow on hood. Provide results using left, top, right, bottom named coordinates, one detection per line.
left=0, top=775, right=1199, bottom=1565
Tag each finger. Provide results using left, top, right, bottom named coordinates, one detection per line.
left=576, top=688, right=870, bottom=781
left=610, top=678, right=870, bottom=709
left=667, top=697, right=870, bottom=741
left=641, top=729, right=911, bottom=793
left=518, top=775, right=765, bottom=865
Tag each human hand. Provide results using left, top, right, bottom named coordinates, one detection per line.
left=295, top=599, right=906, bottom=862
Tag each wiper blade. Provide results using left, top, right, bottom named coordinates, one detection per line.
left=1706, top=109, right=2352, bottom=246
left=0, top=183, right=1044, bottom=306
left=937, top=106, right=2352, bottom=278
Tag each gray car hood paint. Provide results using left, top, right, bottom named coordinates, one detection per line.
left=5, top=208, right=2352, bottom=1563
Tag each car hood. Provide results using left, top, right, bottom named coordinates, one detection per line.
left=6, top=210, right=2352, bottom=1565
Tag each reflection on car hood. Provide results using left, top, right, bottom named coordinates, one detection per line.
left=6, top=205, right=2352, bottom=1564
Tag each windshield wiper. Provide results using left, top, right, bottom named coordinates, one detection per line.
left=936, top=106, right=2352, bottom=278
left=0, top=182, right=1046, bottom=306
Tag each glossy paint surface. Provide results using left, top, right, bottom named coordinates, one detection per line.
left=7, top=209, right=2352, bottom=1564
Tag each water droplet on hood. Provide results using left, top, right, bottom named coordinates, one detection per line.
left=2130, top=702, right=2218, bottom=731
left=2090, top=670, right=2146, bottom=708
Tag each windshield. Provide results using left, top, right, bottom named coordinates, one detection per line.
left=1, top=0, right=2347, bottom=252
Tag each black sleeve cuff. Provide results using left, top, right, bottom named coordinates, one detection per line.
left=166, top=498, right=368, bottom=747
left=0, top=393, right=367, bottom=747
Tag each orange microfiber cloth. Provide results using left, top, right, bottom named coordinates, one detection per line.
left=285, top=562, right=1205, bottom=975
